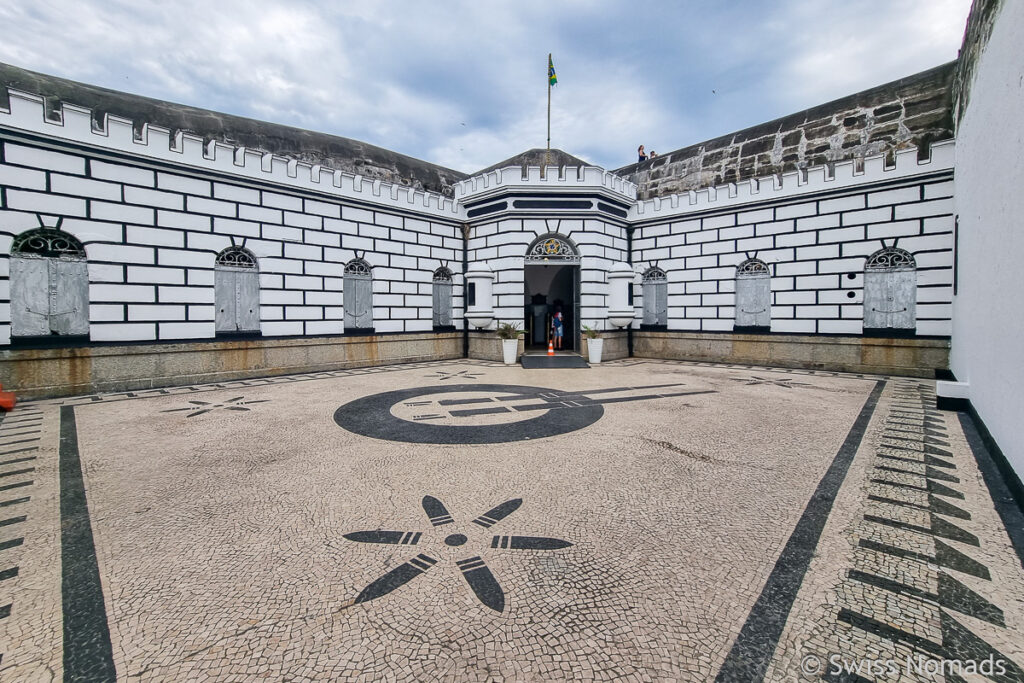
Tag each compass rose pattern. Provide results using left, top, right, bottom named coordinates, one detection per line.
left=732, top=375, right=810, bottom=389
left=423, top=369, right=484, bottom=381
left=160, top=396, right=270, bottom=417
left=344, top=496, right=572, bottom=612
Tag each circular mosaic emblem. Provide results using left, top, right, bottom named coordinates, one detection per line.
left=333, top=383, right=604, bottom=444
left=542, top=238, right=561, bottom=254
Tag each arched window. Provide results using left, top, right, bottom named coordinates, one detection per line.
left=215, top=246, right=260, bottom=335
left=432, top=266, right=454, bottom=329
left=344, top=258, right=373, bottom=331
left=734, top=258, right=770, bottom=332
left=10, top=228, right=89, bottom=338
left=525, top=233, right=580, bottom=263
left=641, top=266, right=668, bottom=327
left=863, top=247, right=916, bottom=333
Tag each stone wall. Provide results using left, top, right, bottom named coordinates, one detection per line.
left=951, top=0, right=1003, bottom=124
left=617, top=63, right=956, bottom=200
left=0, top=331, right=462, bottom=398
left=634, top=330, right=949, bottom=378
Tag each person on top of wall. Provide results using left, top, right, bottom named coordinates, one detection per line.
left=551, top=306, right=565, bottom=350
left=637, top=145, right=647, bottom=162
left=649, top=150, right=657, bottom=158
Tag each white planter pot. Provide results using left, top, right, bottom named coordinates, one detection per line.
left=587, top=338, right=604, bottom=364
left=502, top=338, right=519, bottom=365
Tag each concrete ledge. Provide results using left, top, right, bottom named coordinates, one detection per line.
left=582, top=331, right=629, bottom=362
left=469, top=331, right=629, bottom=363
left=0, top=332, right=462, bottom=399
left=633, top=330, right=949, bottom=377
left=468, top=332, right=523, bottom=363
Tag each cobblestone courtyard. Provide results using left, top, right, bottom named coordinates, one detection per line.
left=0, top=359, right=1022, bottom=681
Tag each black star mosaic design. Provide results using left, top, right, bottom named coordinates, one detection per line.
left=160, top=396, right=270, bottom=417
left=344, top=496, right=572, bottom=612
left=424, top=369, right=484, bottom=381
left=732, top=375, right=810, bottom=389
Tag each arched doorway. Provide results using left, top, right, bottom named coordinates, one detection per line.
left=523, top=233, right=580, bottom=352
left=863, top=246, right=916, bottom=334
left=10, top=227, right=89, bottom=340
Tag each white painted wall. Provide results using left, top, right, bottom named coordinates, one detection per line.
left=951, top=0, right=1024, bottom=472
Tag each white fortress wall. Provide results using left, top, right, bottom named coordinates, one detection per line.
left=950, top=0, right=1024, bottom=473
left=0, top=96, right=464, bottom=345
left=631, top=142, right=955, bottom=335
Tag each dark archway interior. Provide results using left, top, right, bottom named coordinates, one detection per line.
left=524, top=264, right=578, bottom=351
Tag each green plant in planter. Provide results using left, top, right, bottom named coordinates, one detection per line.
left=582, top=323, right=601, bottom=339
left=496, top=321, right=522, bottom=339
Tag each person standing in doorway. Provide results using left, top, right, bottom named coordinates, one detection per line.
left=551, top=306, right=564, bottom=350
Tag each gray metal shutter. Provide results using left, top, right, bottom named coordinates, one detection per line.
left=49, top=258, right=90, bottom=335
left=735, top=274, right=771, bottom=328
left=10, top=256, right=51, bottom=336
left=642, top=281, right=656, bottom=325
left=863, top=271, right=885, bottom=328
left=433, top=280, right=452, bottom=327
left=344, top=274, right=373, bottom=330
left=215, top=268, right=238, bottom=333
left=236, top=269, right=261, bottom=332
left=655, top=281, right=667, bottom=326
left=890, top=269, right=916, bottom=329
left=864, top=269, right=916, bottom=330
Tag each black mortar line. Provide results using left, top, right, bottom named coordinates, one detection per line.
left=714, top=379, right=885, bottom=683
left=958, top=412, right=1024, bottom=569
left=59, top=406, right=117, bottom=682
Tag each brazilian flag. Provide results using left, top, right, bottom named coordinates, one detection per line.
left=548, top=55, right=557, bottom=86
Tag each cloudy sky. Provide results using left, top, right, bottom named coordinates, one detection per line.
left=0, top=1, right=971, bottom=173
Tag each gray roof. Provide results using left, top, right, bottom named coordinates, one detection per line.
left=0, top=62, right=468, bottom=196
left=474, top=148, right=593, bottom=176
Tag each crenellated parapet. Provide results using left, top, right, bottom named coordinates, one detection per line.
left=630, top=140, right=954, bottom=221
left=0, top=89, right=461, bottom=217
left=455, top=164, right=638, bottom=205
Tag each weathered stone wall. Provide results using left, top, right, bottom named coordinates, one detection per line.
left=0, top=331, right=462, bottom=398
left=633, top=330, right=949, bottom=378
left=617, top=63, right=956, bottom=200
left=951, top=0, right=1003, bottom=125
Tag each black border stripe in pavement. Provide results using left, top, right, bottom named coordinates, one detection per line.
left=715, top=380, right=885, bottom=683
left=60, top=405, right=117, bottom=682
left=958, top=412, right=1024, bottom=569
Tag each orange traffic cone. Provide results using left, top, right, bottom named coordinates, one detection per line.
left=547, top=340, right=555, bottom=356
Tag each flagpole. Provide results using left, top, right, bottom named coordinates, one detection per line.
left=546, top=53, right=552, bottom=170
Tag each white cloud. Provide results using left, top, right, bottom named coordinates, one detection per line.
left=0, top=0, right=972, bottom=173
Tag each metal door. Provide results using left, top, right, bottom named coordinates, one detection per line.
left=10, top=256, right=51, bottom=336
left=49, top=258, right=90, bottom=335
left=572, top=266, right=580, bottom=351
left=864, top=268, right=915, bottom=330
left=735, top=274, right=770, bottom=328
left=215, top=268, right=238, bottom=332
left=433, top=280, right=452, bottom=327
left=642, top=281, right=656, bottom=325
left=644, top=280, right=667, bottom=325
left=654, top=281, right=667, bottom=326
left=889, top=269, right=916, bottom=329
left=236, top=269, right=261, bottom=331
left=344, top=274, right=373, bottom=330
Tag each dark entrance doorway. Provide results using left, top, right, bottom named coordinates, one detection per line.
left=523, top=263, right=580, bottom=352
